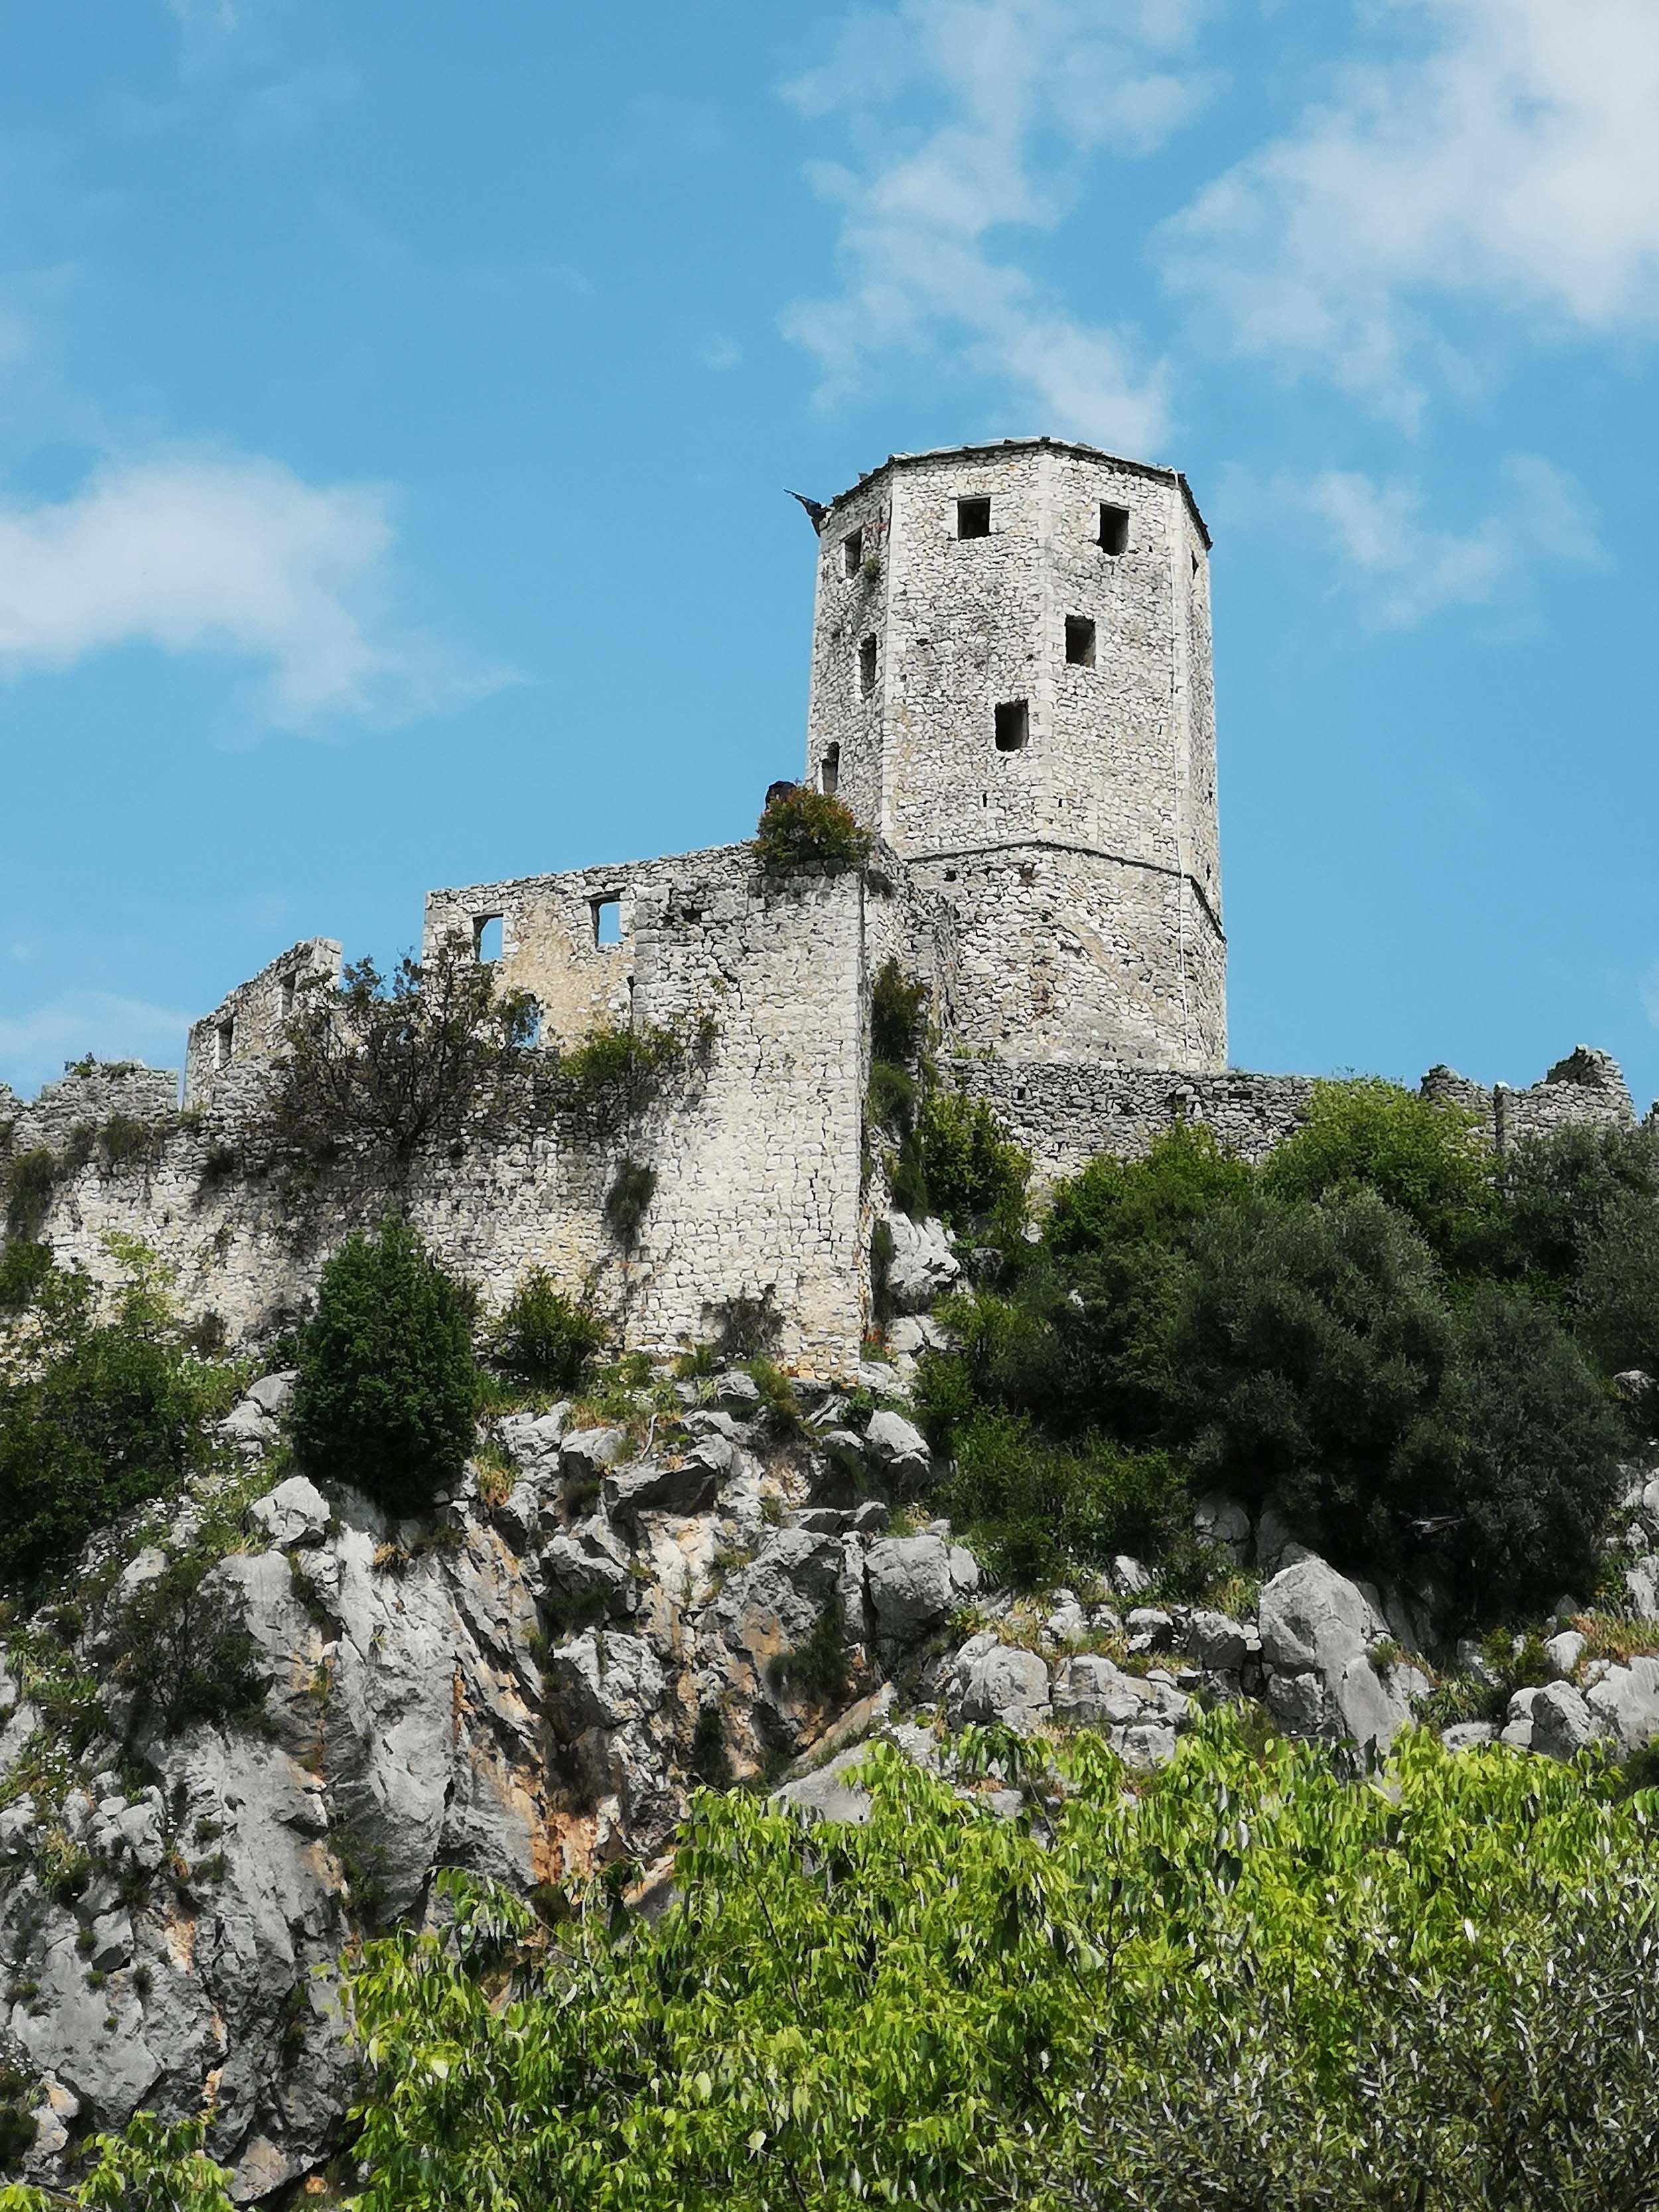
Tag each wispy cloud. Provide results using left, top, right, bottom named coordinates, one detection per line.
left=780, top=0, right=1214, bottom=450
left=1161, top=0, right=1659, bottom=423
left=0, top=991, right=190, bottom=1098
left=1252, top=455, right=1602, bottom=628
left=0, top=449, right=503, bottom=727
left=164, top=0, right=240, bottom=66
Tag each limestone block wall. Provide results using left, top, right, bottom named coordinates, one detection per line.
left=184, top=939, right=340, bottom=1107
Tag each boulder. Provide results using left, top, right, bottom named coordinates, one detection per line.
left=248, top=1475, right=332, bottom=1550
left=561, top=1428, right=628, bottom=1482
left=1192, top=1492, right=1252, bottom=1562
left=863, top=1411, right=931, bottom=1484
left=1050, top=1655, right=1185, bottom=1733
left=1626, top=1557, right=1659, bottom=1618
left=865, top=1534, right=953, bottom=1637
left=1256, top=1498, right=1315, bottom=1577
left=774, top=1745, right=875, bottom=1824
left=1186, top=1610, right=1254, bottom=1673
left=1440, top=1720, right=1496, bottom=1752
left=948, top=1638, right=1051, bottom=1732
left=496, top=1406, right=571, bottom=1478
left=1529, top=1680, right=1599, bottom=1760
left=1543, top=1629, right=1586, bottom=1680
left=881, top=1213, right=960, bottom=1315
left=1584, top=1656, right=1659, bottom=1757
left=1258, top=1556, right=1412, bottom=1750
left=604, top=1436, right=731, bottom=1520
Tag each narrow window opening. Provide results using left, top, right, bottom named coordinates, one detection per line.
left=279, top=974, right=297, bottom=1020
left=593, top=898, right=623, bottom=947
left=1064, top=615, right=1096, bottom=668
left=841, top=528, right=863, bottom=578
left=474, top=914, right=503, bottom=964
left=522, top=998, right=543, bottom=1048
left=993, top=700, right=1029, bottom=753
left=214, top=1018, right=235, bottom=1070
left=820, top=743, right=840, bottom=796
left=858, top=636, right=877, bottom=697
left=1098, top=502, right=1129, bottom=555
left=1191, top=551, right=1200, bottom=578
left=956, top=496, right=991, bottom=540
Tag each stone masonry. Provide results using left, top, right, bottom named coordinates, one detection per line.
left=4, top=439, right=1652, bottom=1374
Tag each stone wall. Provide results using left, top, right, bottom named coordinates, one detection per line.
left=9, top=1061, right=180, bottom=1154
left=184, top=938, right=340, bottom=1108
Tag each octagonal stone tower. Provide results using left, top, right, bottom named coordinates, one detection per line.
left=804, top=437, right=1224, bottom=1070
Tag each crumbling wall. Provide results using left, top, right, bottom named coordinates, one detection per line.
left=8, top=1061, right=179, bottom=1155
left=184, top=939, right=340, bottom=1107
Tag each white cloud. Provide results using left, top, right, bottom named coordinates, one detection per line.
left=781, top=0, right=1214, bottom=450
left=0, top=451, right=495, bottom=725
left=1161, top=0, right=1659, bottom=419
left=0, top=992, right=189, bottom=1100
left=1258, top=455, right=1601, bottom=628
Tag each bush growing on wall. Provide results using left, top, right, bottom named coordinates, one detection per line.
left=753, top=786, right=871, bottom=873
left=489, top=1268, right=605, bottom=1394
left=914, top=1086, right=1029, bottom=1236
left=291, top=1215, right=478, bottom=1514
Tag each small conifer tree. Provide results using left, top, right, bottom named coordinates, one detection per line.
left=291, top=1215, right=478, bottom=1514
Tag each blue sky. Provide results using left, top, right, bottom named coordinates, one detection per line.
left=2, top=0, right=1657, bottom=1108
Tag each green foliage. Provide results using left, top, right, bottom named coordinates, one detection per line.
left=1045, top=1121, right=1252, bottom=1261
left=291, top=1216, right=478, bottom=1515
left=0, top=1249, right=241, bottom=1596
left=489, top=1270, right=605, bottom=1394
left=1264, top=1076, right=1495, bottom=1258
left=257, top=945, right=540, bottom=1184
left=752, top=786, right=872, bottom=873
left=941, top=1408, right=1189, bottom=1587
left=765, top=1596, right=849, bottom=1703
left=3, top=1149, right=59, bottom=1240
left=603, top=1159, right=656, bottom=1244
left=0, top=1242, right=52, bottom=1313
left=105, top=1552, right=268, bottom=1737
left=338, top=1717, right=1659, bottom=2212
left=96, top=1114, right=158, bottom=1173
left=554, top=1023, right=689, bottom=1133
left=914, top=1086, right=1029, bottom=1237
left=863, top=1059, right=916, bottom=1136
left=869, top=959, right=928, bottom=1065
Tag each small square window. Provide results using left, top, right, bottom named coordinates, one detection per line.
left=593, top=898, right=622, bottom=947
left=956, top=496, right=991, bottom=540
left=474, top=914, right=502, bottom=964
left=1098, top=502, right=1129, bottom=555
left=1065, top=615, right=1096, bottom=668
left=841, top=528, right=863, bottom=578
left=993, top=700, right=1029, bottom=752
left=858, top=636, right=877, bottom=697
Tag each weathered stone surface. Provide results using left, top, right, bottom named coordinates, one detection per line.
left=1441, top=1720, right=1497, bottom=1753
left=603, top=1438, right=730, bottom=1521
left=1530, top=1681, right=1598, bottom=1760
left=1258, top=1557, right=1411, bottom=1750
left=1186, top=1610, right=1254, bottom=1673
left=865, top=1535, right=953, bottom=1637
left=947, top=1638, right=1050, bottom=1732
left=248, top=1475, right=332, bottom=1550
left=1192, top=1493, right=1252, bottom=1562
left=1584, top=1656, right=1659, bottom=1757
left=881, top=1213, right=960, bottom=1315
left=561, top=1428, right=629, bottom=1481
left=863, top=1410, right=931, bottom=1483
left=497, top=1406, right=572, bottom=1477
left=1543, top=1629, right=1586, bottom=1680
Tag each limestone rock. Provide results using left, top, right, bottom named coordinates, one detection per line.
left=1584, top=1656, right=1659, bottom=1757
left=1186, top=1610, right=1254, bottom=1673
left=1543, top=1629, right=1586, bottom=1679
left=865, top=1534, right=953, bottom=1637
left=1192, top=1492, right=1252, bottom=1562
left=1258, top=1556, right=1413, bottom=1751
left=247, top=1475, right=332, bottom=1550
left=496, top=1406, right=571, bottom=1478
left=1440, top=1720, right=1497, bottom=1753
left=1529, top=1680, right=1599, bottom=1760
left=947, top=1637, right=1050, bottom=1732
left=863, top=1410, right=931, bottom=1484
left=561, top=1428, right=629, bottom=1481
left=880, top=1213, right=960, bottom=1315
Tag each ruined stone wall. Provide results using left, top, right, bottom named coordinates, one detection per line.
left=184, top=939, right=340, bottom=1108
left=8, top=1061, right=180, bottom=1154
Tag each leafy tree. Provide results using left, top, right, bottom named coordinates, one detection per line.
left=940, top=1408, right=1189, bottom=1587
left=1263, top=1076, right=1495, bottom=1259
left=258, top=944, right=539, bottom=1183
left=106, top=1552, right=269, bottom=1735
left=489, top=1269, right=605, bottom=1393
left=0, top=2112, right=237, bottom=2210
left=752, top=786, right=871, bottom=873
left=290, top=1215, right=478, bottom=1514
left=869, top=959, right=928, bottom=1064
left=1045, top=1122, right=1252, bottom=1262
left=914, top=1087, right=1029, bottom=1236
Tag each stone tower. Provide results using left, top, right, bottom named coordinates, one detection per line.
left=804, top=438, right=1225, bottom=1070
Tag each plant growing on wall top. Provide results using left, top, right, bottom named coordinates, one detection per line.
left=257, top=945, right=539, bottom=1183
left=753, top=786, right=872, bottom=874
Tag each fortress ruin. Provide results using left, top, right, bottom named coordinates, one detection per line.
left=1, top=439, right=1644, bottom=1374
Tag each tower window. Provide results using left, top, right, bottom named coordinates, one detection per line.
left=820, top=743, right=840, bottom=796
left=279, top=973, right=297, bottom=1020
left=1098, top=503, right=1129, bottom=555
left=593, top=899, right=622, bottom=947
left=214, top=1017, right=235, bottom=1070
left=993, top=700, right=1029, bottom=752
left=1064, top=615, right=1096, bottom=668
left=956, top=496, right=991, bottom=540
left=841, top=528, right=863, bottom=577
left=1191, top=551, right=1200, bottom=577
left=858, top=635, right=877, bottom=697
left=474, top=914, right=502, bottom=964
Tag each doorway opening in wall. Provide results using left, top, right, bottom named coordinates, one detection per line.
left=1065, top=615, right=1096, bottom=667
left=474, top=915, right=503, bottom=964
left=994, top=700, right=1029, bottom=752
left=820, top=743, right=840, bottom=796
left=214, top=1018, right=235, bottom=1070
left=1098, top=503, right=1129, bottom=555
left=957, top=496, right=991, bottom=540
left=593, top=898, right=623, bottom=947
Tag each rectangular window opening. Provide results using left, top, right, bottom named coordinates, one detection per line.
left=956, top=496, right=991, bottom=540
left=1098, top=502, right=1129, bottom=555
left=279, top=974, right=296, bottom=1020
left=858, top=635, right=877, bottom=698
left=474, top=914, right=503, bottom=964
left=1191, top=550, right=1200, bottom=577
left=841, top=528, right=863, bottom=578
left=593, top=898, right=623, bottom=947
left=214, top=1017, right=235, bottom=1070
left=820, top=742, right=840, bottom=797
left=993, top=700, right=1029, bottom=753
left=1065, top=615, right=1096, bottom=668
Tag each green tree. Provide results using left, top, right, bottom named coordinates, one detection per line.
left=1263, top=1076, right=1495, bottom=1258
left=290, top=1215, right=478, bottom=1514
left=914, top=1088, right=1029, bottom=1236
left=752, top=786, right=871, bottom=873
left=489, top=1268, right=605, bottom=1393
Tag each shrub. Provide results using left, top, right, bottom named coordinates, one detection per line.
left=108, top=1553, right=268, bottom=1737
left=3, top=1147, right=59, bottom=1240
left=1492, top=1122, right=1659, bottom=1291
left=490, top=1270, right=605, bottom=1393
left=1045, top=1123, right=1252, bottom=1262
left=554, top=1022, right=687, bottom=1133
left=753, top=786, right=871, bottom=873
left=941, top=1407, right=1189, bottom=1589
left=290, top=1217, right=479, bottom=1515
left=915, top=1088, right=1029, bottom=1237
left=97, top=1114, right=157, bottom=1173
left=865, top=1061, right=916, bottom=1136
left=603, top=1159, right=656, bottom=1244
left=1263, top=1076, right=1494, bottom=1258
left=0, top=1240, right=52, bottom=1313
left=869, top=960, right=928, bottom=1064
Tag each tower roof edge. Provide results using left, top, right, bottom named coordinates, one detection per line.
left=820, top=437, right=1211, bottom=548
